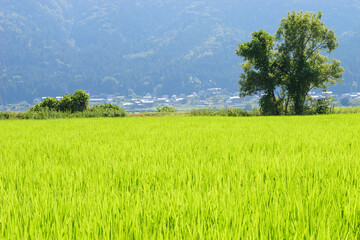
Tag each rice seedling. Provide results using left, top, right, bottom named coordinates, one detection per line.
left=0, top=115, right=360, bottom=239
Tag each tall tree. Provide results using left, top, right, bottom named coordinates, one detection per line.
left=237, top=11, right=344, bottom=115
left=275, top=11, right=344, bottom=114
left=236, top=30, right=280, bottom=115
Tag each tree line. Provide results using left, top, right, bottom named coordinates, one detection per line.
left=236, top=11, right=344, bottom=115
left=24, top=90, right=127, bottom=119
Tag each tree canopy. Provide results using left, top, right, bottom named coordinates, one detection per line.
left=236, top=11, right=344, bottom=115
left=236, top=30, right=280, bottom=115
left=32, top=90, right=90, bottom=113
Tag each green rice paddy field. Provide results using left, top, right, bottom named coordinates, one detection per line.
left=1, top=115, right=360, bottom=239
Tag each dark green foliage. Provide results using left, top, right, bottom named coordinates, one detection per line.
left=58, top=94, right=72, bottom=112
left=1, top=103, right=126, bottom=120
left=31, top=90, right=89, bottom=113
left=276, top=11, right=344, bottom=115
left=91, top=103, right=123, bottom=111
left=70, top=90, right=90, bottom=112
left=219, top=108, right=253, bottom=117
left=314, top=99, right=333, bottom=114
left=236, top=30, right=280, bottom=115
left=188, top=109, right=218, bottom=116
left=157, top=106, right=177, bottom=113
left=1, top=109, right=71, bottom=120
left=87, top=104, right=127, bottom=118
left=237, top=11, right=344, bottom=115
left=18, top=90, right=116, bottom=119
left=40, top=97, right=59, bottom=110
left=30, top=97, right=58, bottom=112
left=305, top=97, right=334, bottom=115
left=258, top=94, right=283, bottom=116
left=0, top=112, right=23, bottom=120
left=29, top=103, right=44, bottom=112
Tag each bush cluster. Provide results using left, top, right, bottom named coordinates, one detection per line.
left=0, top=109, right=70, bottom=120
left=0, top=104, right=127, bottom=120
left=304, top=97, right=334, bottom=115
left=31, top=90, right=89, bottom=113
left=157, top=106, right=177, bottom=113
left=0, top=90, right=127, bottom=120
left=86, top=104, right=127, bottom=118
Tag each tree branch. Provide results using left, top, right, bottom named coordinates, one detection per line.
left=306, top=43, right=324, bottom=60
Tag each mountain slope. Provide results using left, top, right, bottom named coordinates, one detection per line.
left=1, top=0, right=360, bottom=104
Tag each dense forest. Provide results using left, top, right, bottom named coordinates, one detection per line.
left=1, top=0, right=360, bottom=104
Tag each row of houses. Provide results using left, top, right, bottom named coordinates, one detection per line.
left=87, top=88, right=227, bottom=109
left=340, top=92, right=360, bottom=99
left=42, top=89, right=360, bottom=110
left=308, top=91, right=360, bottom=100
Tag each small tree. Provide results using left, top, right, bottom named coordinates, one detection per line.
left=70, top=90, right=90, bottom=112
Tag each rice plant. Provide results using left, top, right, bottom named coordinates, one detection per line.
left=0, top=115, right=360, bottom=239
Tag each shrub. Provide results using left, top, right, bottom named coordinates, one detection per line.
left=189, top=109, right=220, bottom=116
left=189, top=108, right=258, bottom=117
left=305, top=97, right=333, bottom=115
left=157, top=106, right=177, bottom=113
left=30, top=98, right=58, bottom=112
left=0, top=112, right=17, bottom=119
left=26, top=108, right=68, bottom=119
left=217, top=108, right=250, bottom=117
left=41, top=97, right=59, bottom=110
left=93, top=103, right=123, bottom=111
left=58, top=94, right=72, bottom=112
left=87, top=104, right=127, bottom=117
left=30, top=103, right=42, bottom=112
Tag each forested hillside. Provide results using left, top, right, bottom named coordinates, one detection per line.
left=1, top=0, right=360, bottom=104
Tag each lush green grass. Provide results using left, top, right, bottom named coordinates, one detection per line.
left=1, top=115, right=360, bottom=238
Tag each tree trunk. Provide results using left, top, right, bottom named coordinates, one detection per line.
left=285, top=95, right=289, bottom=115
left=293, top=93, right=306, bottom=115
